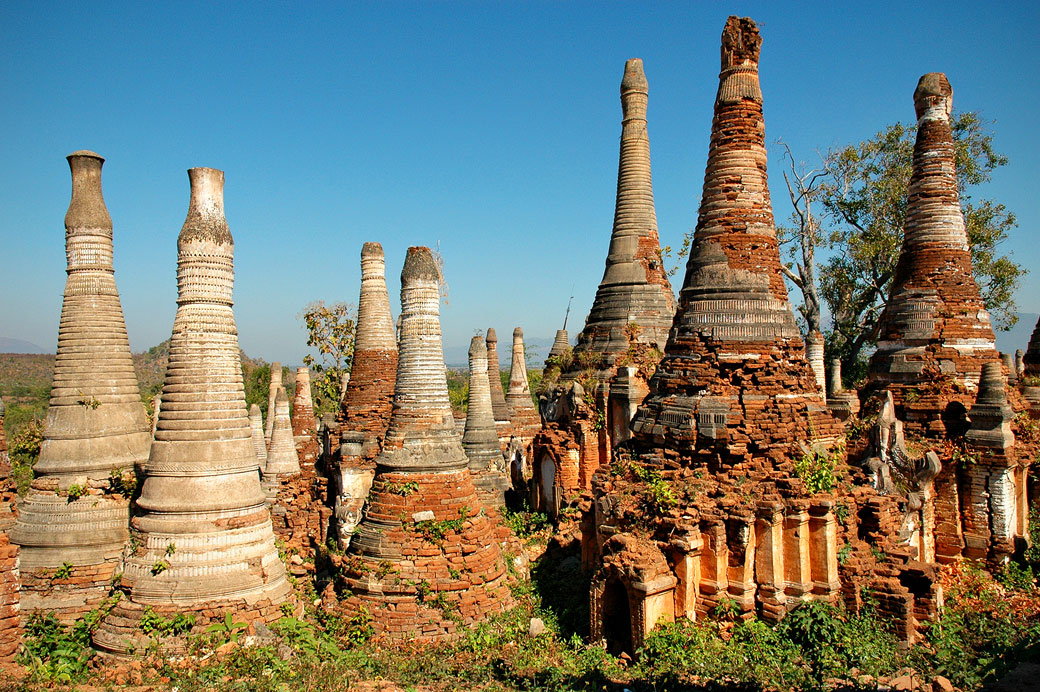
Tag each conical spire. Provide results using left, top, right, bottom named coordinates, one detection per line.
left=94, top=167, right=288, bottom=654
left=291, top=366, right=319, bottom=472
left=249, top=403, right=268, bottom=472
left=630, top=17, right=837, bottom=460
left=11, top=151, right=150, bottom=621
left=343, top=247, right=511, bottom=641
left=265, top=388, right=301, bottom=478
left=486, top=328, right=510, bottom=426
left=868, top=73, right=997, bottom=399
left=573, top=58, right=676, bottom=363
left=548, top=329, right=570, bottom=359
left=151, top=394, right=162, bottom=435
left=463, top=334, right=509, bottom=507
left=506, top=327, right=540, bottom=440
left=265, top=362, right=282, bottom=444
left=339, top=242, right=398, bottom=463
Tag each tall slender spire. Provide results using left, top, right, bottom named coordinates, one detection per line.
left=867, top=73, right=997, bottom=402
left=342, top=247, right=511, bottom=641
left=265, top=362, right=282, bottom=444
left=11, top=151, right=150, bottom=621
left=574, top=58, right=676, bottom=362
left=630, top=16, right=837, bottom=460
left=291, top=367, right=319, bottom=473
left=486, top=328, right=510, bottom=427
left=339, top=242, right=398, bottom=463
left=94, top=167, right=288, bottom=654
left=506, top=327, right=540, bottom=441
left=265, top=388, right=301, bottom=479
left=463, top=334, right=509, bottom=507
left=249, top=403, right=268, bottom=473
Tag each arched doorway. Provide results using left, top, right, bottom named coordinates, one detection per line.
left=539, top=454, right=556, bottom=514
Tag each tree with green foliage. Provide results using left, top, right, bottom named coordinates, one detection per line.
left=299, top=301, right=356, bottom=417
left=778, top=111, right=1023, bottom=383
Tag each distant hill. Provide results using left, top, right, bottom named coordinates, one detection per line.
left=0, top=336, right=48, bottom=354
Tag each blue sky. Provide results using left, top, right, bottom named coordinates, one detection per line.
left=2, top=1, right=1038, bottom=365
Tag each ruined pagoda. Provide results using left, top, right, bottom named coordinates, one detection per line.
left=506, top=327, right=540, bottom=445
left=865, top=72, right=998, bottom=432
left=463, top=334, right=510, bottom=508
left=572, top=58, right=676, bottom=366
left=93, top=167, right=289, bottom=654
left=265, top=361, right=282, bottom=444
left=585, top=19, right=916, bottom=654
left=485, top=328, right=512, bottom=442
left=340, top=247, right=511, bottom=641
left=531, top=58, right=678, bottom=514
left=291, top=367, right=319, bottom=473
left=628, top=20, right=836, bottom=460
left=334, top=242, right=397, bottom=548
left=12, top=151, right=151, bottom=621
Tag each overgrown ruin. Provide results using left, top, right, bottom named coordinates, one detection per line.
left=338, top=247, right=512, bottom=641
left=532, top=58, right=676, bottom=516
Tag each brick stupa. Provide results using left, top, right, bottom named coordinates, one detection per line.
left=340, top=247, right=511, bottom=641
left=11, top=151, right=151, bottom=621
left=865, top=72, right=998, bottom=429
left=572, top=58, right=676, bottom=365
left=462, top=334, right=509, bottom=508
left=291, top=367, right=319, bottom=473
left=629, top=21, right=837, bottom=458
left=93, top=168, right=289, bottom=654
left=335, top=242, right=397, bottom=548
left=485, top=328, right=512, bottom=442
left=506, top=327, right=540, bottom=444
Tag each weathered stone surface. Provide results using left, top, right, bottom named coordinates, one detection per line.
left=340, top=247, right=511, bottom=641
left=334, top=242, right=397, bottom=548
left=486, top=328, right=512, bottom=440
left=826, top=358, right=860, bottom=422
left=250, top=403, right=268, bottom=473
left=265, top=362, right=282, bottom=444
left=628, top=19, right=836, bottom=462
left=549, top=329, right=570, bottom=359
left=573, top=57, right=676, bottom=364
left=12, top=151, right=150, bottom=622
left=463, top=334, right=509, bottom=508
left=532, top=58, right=679, bottom=512
left=866, top=73, right=998, bottom=418
left=291, top=367, right=319, bottom=474
left=0, top=473, right=20, bottom=666
left=506, top=328, right=540, bottom=443
left=265, top=388, right=301, bottom=480
left=93, top=167, right=289, bottom=655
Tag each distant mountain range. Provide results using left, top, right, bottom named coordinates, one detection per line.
left=0, top=337, right=48, bottom=354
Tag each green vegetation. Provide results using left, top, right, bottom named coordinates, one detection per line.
left=299, top=300, right=356, bottom=417
left=794, top=444, right=843, bottom=494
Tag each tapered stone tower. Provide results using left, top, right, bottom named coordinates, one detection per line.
left=12, top=151, right=151, bottom=621
left=93, top=167, right=289, bottom=655
left=866, top=72, right=998, bottom=428
left=463, top=334, right=509, bottom=508
left=291, top=367, right=319, bottom=473
left=486, top=328, right=511, bottom=441
left=630, top=20, right=838, bottom=460
left=249, top=404, right=268, bottom=472
left=335, top=242, right=397, bottom=547
left=506, top=327, right=540, bottom=442
left=1024, top=318, right=1040, bottom=377
left=548, top=329, right=570, bottom=359
left=265, top=388, right=301, bottom=480
left=265, top=362, right=282, bottom=444
left=573, top=58, right=676, bottom=365
left=341, top=247, right=511, bottom=641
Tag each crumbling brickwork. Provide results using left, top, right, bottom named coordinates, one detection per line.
left=534, top=59, right=677, bottom=511
left=587, top=17, right=936, bottom=653
left=292, top=367, right=320, bottom=475
left=0, top=478, right=20, bottom=667
left=339, top=247, right=512, bottom=641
